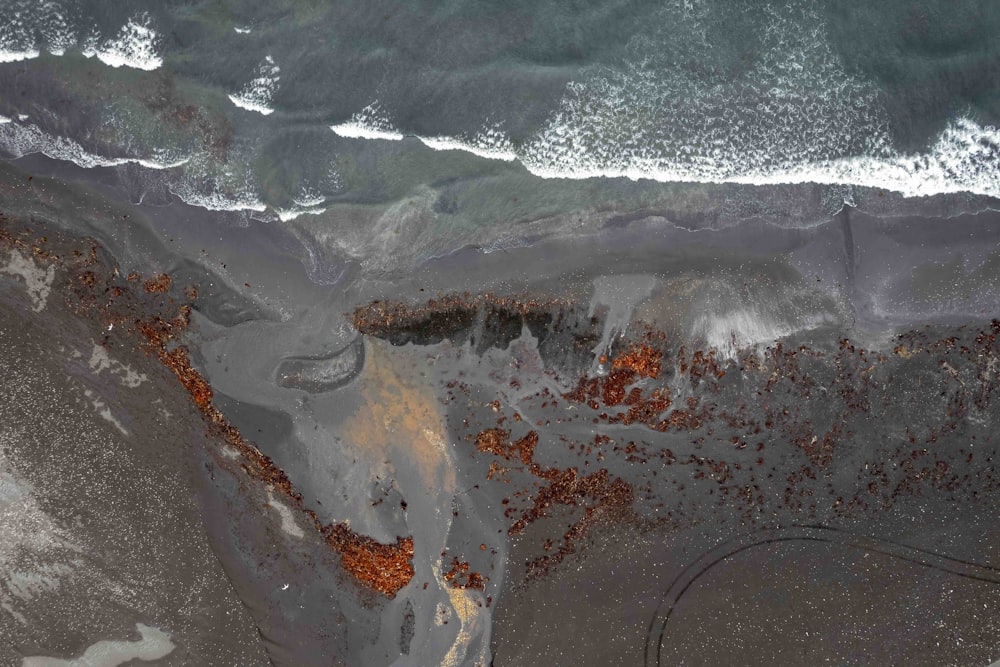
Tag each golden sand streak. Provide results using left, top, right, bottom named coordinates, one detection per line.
left=343, top=339, right=455, bottom=495
left=441, top=577, right=487, bottom=667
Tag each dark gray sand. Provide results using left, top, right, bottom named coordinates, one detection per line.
left=1, top=154, right=1000, bottom=666
left=0, top=236, right=269, bottom=664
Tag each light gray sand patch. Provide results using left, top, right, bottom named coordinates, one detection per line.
left=0, top=250, right=54, bottom=312
left=82, top=389, right=128, bottom=436
left=22, top=623, right=175, bottom=666
left=0, top=432, right=83, bottom=625
left=5, top=564, right=75, bottom=602
left=266, top=491, right=304, bottom=539
left=87, top=344, right=147, bottom=388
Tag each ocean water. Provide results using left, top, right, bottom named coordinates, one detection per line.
left=0, top=0, right=999, bottom=220
left=2, top=1, right=1000, bottom=666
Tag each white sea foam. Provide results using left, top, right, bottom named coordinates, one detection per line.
left=333, top=107, right=517, bottom=160
left=0, top=48, right=39, bottom=63
left=168, top=180, right=267, bottom=213
left=0, top=5, right=161, bottom=70
left=327, top=2, right=1000, bottom=201
left=162, top=151, right=268, bottom=213
left=0, top=5, right=39, bottom=63
left=417, top=125, right=518, bottom=162
left=0, top=119, right=188, bottom=170
left=80, top=14, right=162, bottom=71
left=277, top=192, right=327, bottom=221
left=521, top=116, right=1000, bottom=200
left=0, top=116, right=275, bottom=215
left=332, top=100, right=1000, bottom=200
left=38, top=2, right=75, bottom=56
left=331, top=102, right=404, bottom=141
left=229, top=55, right=280, bottom=116
left=276, top=206, right=326, bottom=222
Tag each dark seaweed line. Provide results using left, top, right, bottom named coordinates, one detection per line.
left=644, top=524, right=1000, bottom=666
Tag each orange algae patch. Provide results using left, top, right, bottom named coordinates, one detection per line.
left=442, top=557, right=487, bottom=591
left=323, top=526, right=415, bottom=598
left=474, top=427, right=634, bottom=576
left=612, top=342, right=662, bottom=379
left=475, top=428, right=536, bottom=465
left=143, top=273, right=172, bottom=293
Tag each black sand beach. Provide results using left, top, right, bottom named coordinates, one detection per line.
left=2, top=3, right=1000, bottom=661
left=1, top=154, right=999, bottom=665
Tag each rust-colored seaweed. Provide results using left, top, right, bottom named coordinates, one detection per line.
left=143, top=273, right=172, bottom=294
left=474, top=427, right=634, bottom=577
left=442, top=557, right=487, bottom=591
left=0, top=219, right=415, bottom=599
left=323, top=526, right=415, bottom=597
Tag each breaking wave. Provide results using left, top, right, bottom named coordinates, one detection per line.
left=0, top=119, right=186, bottom=170
left=229, top=55, right=280, bottom=116
left=0, top=4, right=162, bottom=71
left=329, top=1, right=1000, bottom=200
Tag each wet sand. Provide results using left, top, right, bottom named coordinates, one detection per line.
left=1, top=153, right=1000, bottom=666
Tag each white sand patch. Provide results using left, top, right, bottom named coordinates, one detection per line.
left=83, top=389, right=128, bottom=436
left=22, top=623, right=175, bottom=666
left=5, top=563, right=75, bottom=602
left=266, top=491, right=304, bottom=538
left=428, top=560, right=490, bottom=667
left=0, top=250, right=55, bottom=313
left=0, top=433, right=84, bottom=624
left=88, top=344, right=147, bottom=388
left=692, top=307, right=797, bottom=359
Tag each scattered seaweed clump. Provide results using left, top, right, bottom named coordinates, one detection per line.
left=612, top=342, right=662, bottom=379
left=473, top=427, right=634, bottom=577
left=442, top=557, right=487, bottom=591
left=143, top=273, right=172, bottom=293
